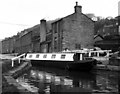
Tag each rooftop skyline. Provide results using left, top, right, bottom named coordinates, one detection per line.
left=0, top=0, right=119, bottom=40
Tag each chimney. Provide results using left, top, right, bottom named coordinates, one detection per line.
left=40, top=19, right=46, bottom=25
left=74, top=2, right=82, bottom=13
left=40, top=19, right=47, bottom=42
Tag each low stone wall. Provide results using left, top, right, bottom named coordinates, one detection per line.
left=2, top=59, right=25, bottom=73
left=2, top=59, right=36, bottom=93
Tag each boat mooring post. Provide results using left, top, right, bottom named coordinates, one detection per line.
left=18, top=58, right=21, bottom=63
left=12, top=59, right=14, bottom=67
left=80, top=54, right=83, bottom=60
left=97, top=52, right=99, bottom=57
left=89, top=52, right=91, bottom=57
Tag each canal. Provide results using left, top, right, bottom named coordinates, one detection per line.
left=16, top=66, right=120, bottom=93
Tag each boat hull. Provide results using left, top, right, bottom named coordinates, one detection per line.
left=30, top=59, right=96, bottom=71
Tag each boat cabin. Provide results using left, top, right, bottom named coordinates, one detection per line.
left=26, top=52, right=92, bottom=62
left=88, top=50, right=111, bottom=58
left=25, top=51, right=96, bottom=71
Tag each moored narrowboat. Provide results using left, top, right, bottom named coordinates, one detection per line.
left=25, top=51, right=97, bottom=71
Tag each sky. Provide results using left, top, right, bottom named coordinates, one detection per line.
left=0, top=0, right=119, bottom=40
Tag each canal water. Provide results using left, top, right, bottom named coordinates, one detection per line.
left=16, top=65, right=120, bottom=93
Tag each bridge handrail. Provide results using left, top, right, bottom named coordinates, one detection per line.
left=11, top=53, right=26, bottom=60
left=11, top=53, right=26, bottom=67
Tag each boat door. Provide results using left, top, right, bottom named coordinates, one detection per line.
left=73, top=53, right=80, bottom=61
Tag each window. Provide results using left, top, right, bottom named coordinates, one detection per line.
left=29, top=55, right=32, bottom=58
left=61, top=54, right=66, bottom=59
left=54, top=37, right=57, bottom=40
left=43, top=54, right=47, bottom=58
left=36, top=54, right=40, bottom=58
left=51, top=54, right=56, bottom=58
left=54, top=23, right=57, bottom=33
left=54, top=38, right=57, bottom=50
left=99, top=52, right=107, bottom=57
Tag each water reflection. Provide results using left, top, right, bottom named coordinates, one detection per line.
left=16, top=67, right=119, bottom=93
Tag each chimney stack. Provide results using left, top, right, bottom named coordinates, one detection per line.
left=40, top=19, right=47, bottom=42
left=74, top=2, right=82, bottom=13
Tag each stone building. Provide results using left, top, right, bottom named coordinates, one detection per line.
left=51, top=2, right=94, bottom=52
left=0, top=40, right=2, bottom=53
left=94, top=16, right=120, bottom=52
left=118, top=16, right=120, bottom=34
left=118, top=1, right=120, bottom=16
left=95, top=17, right=118, bottom=37
left=1, top=36, right=16, bottom=54
left=15, top=25, right=40, bottom=53
left=94, top=35, right=120, bottom=52
left=39, top=19, right=53, bottom=53
left=15, top=31, right=33, bottom=53
left=1, top=2, right=95, bottom=54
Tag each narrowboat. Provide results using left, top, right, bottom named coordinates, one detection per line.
left=25, top=51, right=97, bottom=71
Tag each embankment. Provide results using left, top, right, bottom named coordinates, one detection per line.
left=2, top=59, right=34, bottom=94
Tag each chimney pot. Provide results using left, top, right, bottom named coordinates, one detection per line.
left=74, top=2, right=82, bottom=13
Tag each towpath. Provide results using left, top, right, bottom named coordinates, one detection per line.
left=0, top=54, right=15, bottom=60
left=0, top=54, right=34, bottom=93
left=0, top=54, right=15, bottom=93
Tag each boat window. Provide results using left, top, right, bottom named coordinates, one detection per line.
left=83, top=53, right=89, bottom=57
left=61, top=54, right=66, bottom=59
left=36, top=54, right=40, bottom=58
left=51, top=54, right=56, bottom=58
left=91, top=53, right=94, bottom=57
left=94, top=52, right=97, bottom=56
left=91, top=52, right=97, bottom=57
left=43, top=54, right=47, bottom=58
left=99, top=52, right=107, bottom=57
left=29, top=55, right=32, bottom=58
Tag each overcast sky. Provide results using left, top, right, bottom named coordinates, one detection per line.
left=0, top=0, right=119, bottom=40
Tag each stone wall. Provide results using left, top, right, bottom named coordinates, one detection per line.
left=62, top=13, right=94, bottom=50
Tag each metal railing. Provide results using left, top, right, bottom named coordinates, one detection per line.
left=11, top=53, right=26, bottom=67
